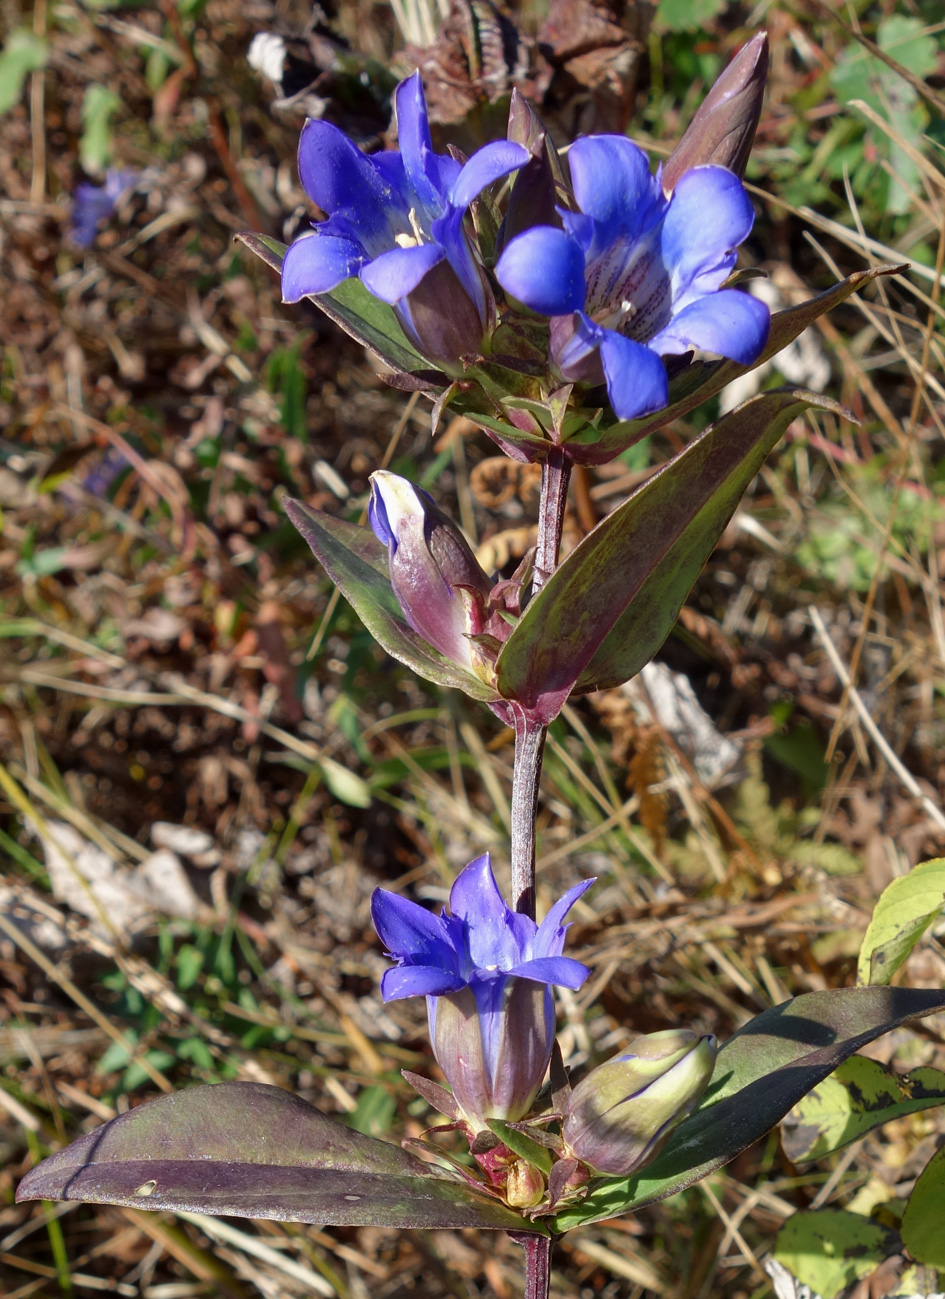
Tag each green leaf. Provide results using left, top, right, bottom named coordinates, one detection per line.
left=781, top=1054, right=945, bottom=1164
left=857, top=857, right=945, bottom=986
left=497, top=389, right=848, bottom=721
left=0, top=30, right=47, bottom=114
left=234, top=234, right=433, bottom=378
left=16, top=1081, right=538, bottom=1232
left=551, top=985, right=945, bottom=1231
left=572, top=265, right=903, bottom=466
left=774, top=1208, right=897, bottom=1299
left=283, top=499, right=500, bottom=704
left=902, top=1145, right=945, bottom=1268
left=80, top=85, right=121, bottom=174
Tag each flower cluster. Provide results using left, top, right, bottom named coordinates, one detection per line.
left=281, top=57, right=769, bottom=423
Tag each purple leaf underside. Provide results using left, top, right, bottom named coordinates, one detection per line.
left=16, top=1082, right=535, bottom=1232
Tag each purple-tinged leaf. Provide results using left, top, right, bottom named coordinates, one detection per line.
left=495, top=388, right=846, bottom=721
left=16, top=1081, right=535, bottom=1232
left=553, top=985, right=945, bottom=1230
left=284, top=498, right=500, bottom=703
left=235, top=233, right=440, bottom=381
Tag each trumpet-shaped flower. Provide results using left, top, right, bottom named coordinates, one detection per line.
left=496, top=137, right=770, bottom=420
left=372, top=854, right=592, bottom=1129
left=281, top=72, right=528, bottom=366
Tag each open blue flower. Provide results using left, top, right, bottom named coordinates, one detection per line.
left=281, top=72, right=528, bottom=366
left=372, top=854, right=592, bottom=1128
left=496, top=136, right=770, bottom=420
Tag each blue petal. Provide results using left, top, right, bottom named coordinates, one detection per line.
left=367, top=479, right=396, bottom=551
left=651, top=288, right=770, bottom=363
left=496, top=228, right=587, bottom=316
left=450, top=141, right=529, bottom=210
left=297, top=119, right=407, bottom=248
left=371, top=887, right=457, bottom=966
left=380, top=965, right=466, bottom=1002
left=507, top=956, right=590, bottom=990
left=568, top=137, right=663, bottom=247
left=533, top=878, right=595, bottom=956
left=448, top=854, right=507, bottom=929
left=599, top=330, right=669, bottom=420
left=360, top=243, right=445, bottom=304
left=660, top=166, right=755, bottom=300
left=281, top=233, right=365, bottom=302
left=394, top=72, right=457, bottom=217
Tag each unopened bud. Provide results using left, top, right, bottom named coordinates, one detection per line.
left=368, top=471, right=494, bottom=675
left=506, top=1159, right=545, bottom=1208
left=563, top=1029, right=717, bottom=1176
left=662, top=32, right=768, bottom=194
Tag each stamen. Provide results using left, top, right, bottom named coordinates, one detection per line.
left=393, top=207, right=428, bottom=250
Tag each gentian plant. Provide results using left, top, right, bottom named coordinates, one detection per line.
left=20, top=33, right=938, bottom=1299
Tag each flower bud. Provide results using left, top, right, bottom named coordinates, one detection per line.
left=563, top=1029, right=717, bottom=1176
left=431, top=979, right=556, bottom=1132
left=506, top=1159, right=545, bottom=1209
left=368, top=470, right=494, bottom=676
left=661, top=32, right=768, bottom=194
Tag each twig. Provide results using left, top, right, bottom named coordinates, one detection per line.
left=809, top=607, right=945, bottom=833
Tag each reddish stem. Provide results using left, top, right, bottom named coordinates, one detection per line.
left=508, top=1232, right=553, bottom=1299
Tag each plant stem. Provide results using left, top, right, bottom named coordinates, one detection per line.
left=508, top=1232, right=553, bottom=1299
left=509, top=450, right=572, bottom=918
left=533, top=447, right=571, bottom=596
left=510, top=707, right=546, bottom=919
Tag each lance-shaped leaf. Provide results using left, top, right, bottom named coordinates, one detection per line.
left=495, top=388, right=845, bottom=722
left=781, top=1054, right=945, bottom=1164
left=562, top=263, right=904, bottom=466
left=235, top=233, right=439, bottom=383
left=552, top=985, right=945, bottom=1231
left=16, top=1081, right=537, bottom=1232
left=284, top=498, right=501, bottom=704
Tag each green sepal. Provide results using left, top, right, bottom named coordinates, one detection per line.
left=486, top=1120, right=554, bottom=1175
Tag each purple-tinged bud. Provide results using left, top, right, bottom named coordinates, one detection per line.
left=661, top=32, right=768, bottom=195
left=506, top=1159, right=545, bottom=1208
left=496, top=90, right=564, bottom=257
left=368, top=470, right=494, bottom=677
left=563, top=1029, right=717, bottom=1176
left=431, top=979, right=556, bottom=1132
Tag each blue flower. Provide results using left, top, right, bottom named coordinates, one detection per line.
left=372, top=854, right=592, bottom=1128
left=281, top=72, right=528, bottom=367
left=71, top=169, right=137, bottom=247
left=495, top=137, right=770, bottom=420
